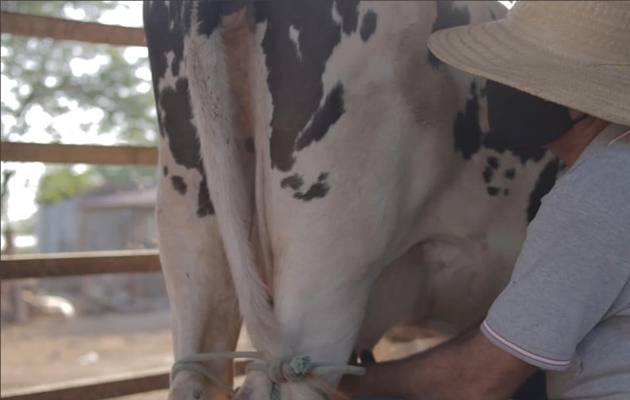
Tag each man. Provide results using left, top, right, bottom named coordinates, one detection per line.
left=340, top=2, right=629, bottom=399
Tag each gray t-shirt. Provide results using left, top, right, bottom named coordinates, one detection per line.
left=480, top=123, right=630, bottom=400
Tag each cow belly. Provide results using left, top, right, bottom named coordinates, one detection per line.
left=357, top=234, right=515, bottom=350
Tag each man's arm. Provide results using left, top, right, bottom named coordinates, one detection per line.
left=339, top=327, right=537, bottom=400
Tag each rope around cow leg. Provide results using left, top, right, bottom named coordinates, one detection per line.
left=170, top=352, right=365, bottom=399
left=170, top=351, right=262, bottom=397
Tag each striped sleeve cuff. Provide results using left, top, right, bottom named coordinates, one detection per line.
left=480, top=320, right=572, bottom=371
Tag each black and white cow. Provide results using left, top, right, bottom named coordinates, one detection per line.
left=143, top=1, right=556, bottom=399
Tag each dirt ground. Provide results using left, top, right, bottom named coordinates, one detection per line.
left=1, top=310, right=444, bottom=399
left=1, top=310, right=175, bottom=399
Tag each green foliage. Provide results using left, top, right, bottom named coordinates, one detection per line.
left=36, top=167, right=96, bottom=204
left=1, top=1, right=161, bottom=206
left=1, top=1, right=156, bottom=144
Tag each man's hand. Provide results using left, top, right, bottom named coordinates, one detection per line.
left=337, top=328, right=538, bottom=400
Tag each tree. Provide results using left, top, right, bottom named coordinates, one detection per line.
left=35, top=167, right=96, bottom=204
left=1, top=1, right=159, bottom=205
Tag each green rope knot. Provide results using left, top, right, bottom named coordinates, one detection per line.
left=268, top=355, right=314, bottom=383
left=171, top=351, right=365, bottom=399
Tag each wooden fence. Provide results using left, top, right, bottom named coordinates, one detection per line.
left=1, top=10, right=174, bottom=400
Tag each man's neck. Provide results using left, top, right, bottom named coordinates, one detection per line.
left=546, top=116, right=609, bottom=168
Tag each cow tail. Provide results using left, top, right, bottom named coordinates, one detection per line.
left=184, top=7, right=279, bottom=358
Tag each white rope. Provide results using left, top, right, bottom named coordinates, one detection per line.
left=170, top=351, right=365, bottom=399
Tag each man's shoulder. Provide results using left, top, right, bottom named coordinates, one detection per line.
left=552, top=127, right=629, bottom=215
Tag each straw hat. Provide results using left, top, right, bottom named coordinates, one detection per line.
left=428, top=1, right=630, bottom=127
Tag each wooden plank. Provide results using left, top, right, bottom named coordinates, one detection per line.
left=0, top=142, right=158, bottom=165
left=0, top=368, right=169, bottom=400
left=0, top=363, right=250, bottom=400
left=0, top=11, right=146, bottom=47
left=0, top=250, right=161, bottom=280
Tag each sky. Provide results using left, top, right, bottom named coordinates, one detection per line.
left=0, top=0, right=515, bottom=248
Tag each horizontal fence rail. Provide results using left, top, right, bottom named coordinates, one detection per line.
left=0, top=11, right=146, bottom=47
left=1, top=142, right=158, bottom=165
left=0, top=250, right=161, bottom=280
left=0, top=367, right=169, bottom=400
left=0, top=362, right=250, bottom=400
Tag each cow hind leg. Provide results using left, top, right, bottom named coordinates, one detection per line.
left=157, top=161, right=241, bottom=400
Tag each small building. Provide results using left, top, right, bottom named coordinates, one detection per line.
left=37, top=183, right=158, bottom=253
left=34, top=184, right=166, bottom=315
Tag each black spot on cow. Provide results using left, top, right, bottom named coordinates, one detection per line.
left=527, top=158, right=560, bottom=222
left=197, top=178, right=215, bottom=217
left=360, top=10, right=377, bottom=42
left=171, top=175, right=187, bottom=195
left=296, top=83, right=345, bottom=152
left=487, top=186, right=500, bottom=197
left=453, top=82, right=483, bottom=160
left=505, top=168, right=516, bottom=180
left=254, top=1, right=267, bottom=23
left=245, top=137, right=255, bottom=154
left=163, top=166, right=169, bottom=176
left=262, top=0, right=359, bottom=172
left=487, top=156, right=499, bottom=169
left=290, top=172, right=330, bottom=202
left=482, top=129, right=547, bottom=165
left=429, top=0, right=471, bottom=67
left=197, top=1, right=221, bottom=37
left=144, top=1, right=185, bottom=85
left=145, top=3, right=216, bottom=218
left=334, top=0, right=360, bottom=34
left=482, top=166, right=494, bottom=184
left=197, top=0, right=254, bottom=37
left=294, top=181, right=330, bottom=202
left=158, top=79, right=202, bottom=171
left=281, top=174, right=304, bottom=191
left=451, top=80, right=550, bottom=165
left=503, top=189, right=510, bottom=196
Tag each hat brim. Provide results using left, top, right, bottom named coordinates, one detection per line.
left=428, top=20, right=630, bottom=127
